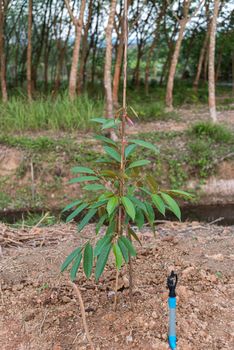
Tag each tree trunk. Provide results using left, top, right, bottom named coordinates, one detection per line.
left=165, top=19, right=187, bottom=110
left=65, top=0, right=86, bottom=100
left=145, top=3, right=166, bottom=94
left=104, top=0, right=117, bottom=119
left=232, top=51, right=234, bottom=96
left=27, top=0, right=33, bottom=101
left=208, top=0, right=219, bottom=122
left=77, top=0, right=93, bottom=94
left=0, top=0, right=8, bottom=102
left=193, top=26, right=210, bottom=90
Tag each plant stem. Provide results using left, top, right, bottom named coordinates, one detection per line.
left=69, top=281, right=95, bottom=350
left=114, top=268, right=119, bottom=311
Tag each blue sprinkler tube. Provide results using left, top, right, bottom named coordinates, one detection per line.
left=167, top=271, right=178, bottom=350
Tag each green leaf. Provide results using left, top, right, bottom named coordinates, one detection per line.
left=84, top=184, right=106, bottom=191
left=69, top=176, right=99, bottom=184
left=90, top=200, right=108, bottom=209
left=103, top=146, right=121, bottom=162
left=129, top=196, right=147, bottom=212
left=125, top=144, right=137, bottom=158
left=119, top=236, right=136, bottom=257
left=160, top=192, right=181, bottom=220
left=95, top=213, right=108, bottom=234
left=117, top=238, right=129, bottom=263
left=139, top=187, right=152, bottom=196
left=152, top=194, right=166, bottom=215
left=83, top=243, right=93, bottom=279
left=62, top=200, right=82, bottom=213
left=168, top=190, right=193, bottom=198
left=61, top=247, right=82, bottom=272
left=94, top=135, right=117, bottom=146
left=99, top=170, right=118, bottom=178
left=122, top=196, right=136, bottom=221
left=102, top=119, right=121, bottom=130
left=71, top=166, right=95, bottom=175
left=77, top=209, right=97, bottom=232
left=106, top=220, right=116, bottom=235
left=128, top=159, right=151, bottom=169
left=70, top=252, right=82, bottom=281
left=66, top=203, right=88, bottom=223
left=91, top=117, right=108, bottom=124
left=95, top=243, right=112, bottom=281
left=98, top=191, right=114, bottom=200
left=128, top=227, right=142, bottom=245
left=145, top=202, right=155, bottom=222
left=94, top=234, right=112, bottom=257
left=107, top=196, right=118, bottom=216
left=129, top=139, right=159, bottom=153
left=135, top=208, right=145, bottom=229
left=112, top=243, right=123, bottom=270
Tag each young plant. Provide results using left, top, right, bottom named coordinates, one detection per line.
left=61, top=114, right=191, bottom=298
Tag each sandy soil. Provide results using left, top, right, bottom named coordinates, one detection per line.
left=0, top=221, right=234, bottom=350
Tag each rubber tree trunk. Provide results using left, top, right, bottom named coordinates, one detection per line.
left=66, top=0, right=86, bottom=101
left=208, top=0, right=219, bottom=123
left=232, top=51, right=234, bottom=96
left=165, top=19, right=187, bottom=110
left=27, top=0, right=33, bottom=101
left=77, top=0, right=93, bottom=94
left=193, top=26, right=210, bottom=90
left=0, top=0, right=8, bottom=102
left=104, top=0, right=117, bottom=119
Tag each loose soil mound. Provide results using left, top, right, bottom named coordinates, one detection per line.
left=0, top=222, right=234, bottom=350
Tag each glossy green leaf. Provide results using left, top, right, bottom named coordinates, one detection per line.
left=62, top=200, right=82, bottom=213
left=90, top=200, right=108, bottom=209
left=71, top=166, right=95, bottom=175
left=66, top=203, right=88, bottom=223
left=129, top=139, right=159, bottom=153
left=69, top=176, right=99, bottom=184
left=84, top=184, right=106, bottom=191
left=125, top=144, right=137, bottom=158
left=102, top=119, right=121, bottom=130
left=135, top=208, right=145, bottom=229
left=60, top=247, right=81, bottom=272
left=112, top=243, right=123, bottom=270
left=107, top=196, right=118, bottom=216
left=128, top=227, right=142, bottom=245
left=122, top=196, right=136, bottom=221
left=95, top=243, right=112, bottom=281
left=152, top=194, right=166, bottom=215
left=168, top=190, right=193, bottom=198
left=128, top=159, right=151, bottom=169
left=106, top=220, right=116, bottom=235
left=94, top=135, right=117, bottom=146
left=77, top=208, right=97, bottom=232
left=129, top=196, right=147, bottom=213
left=95, top=213, right=108, bottom=234
left=117, top=238, right=129, bottom=263
left=119, top=236, right=136, bottom=257
left=91, top=117, right=108, bottom=124
left=103, top=146, right=121, bottom=162
left=94, top=234, right=112, bottom=257
left=70, top=252, right=82, bottom=281
left=83, top=243, right=93, bottom=279
left=145, top=202, right=155, bottom=224
left=160, top=192, right=181, bottom=220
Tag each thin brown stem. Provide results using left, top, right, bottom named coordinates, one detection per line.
left=113, top=268, right=119, bottom=311
left=69, top=281, right=95, bottom=350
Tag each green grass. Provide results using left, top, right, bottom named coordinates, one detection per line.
left=189, top=121, right=234, bottom=143
left=0, top=94, right=103, bottom=132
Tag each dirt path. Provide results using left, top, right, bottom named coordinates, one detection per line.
left=0, top=222, right=234, bottom=350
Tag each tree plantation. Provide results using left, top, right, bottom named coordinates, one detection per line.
left=0, top=1, right=234, bottom=350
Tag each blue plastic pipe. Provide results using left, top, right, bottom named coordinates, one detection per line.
left=167, top=271, right=178, bottom=350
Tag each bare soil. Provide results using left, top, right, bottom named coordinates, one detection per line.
left=0, top=221, right=234, bottom=350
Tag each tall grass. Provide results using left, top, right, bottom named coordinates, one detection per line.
left=0, top=94, right=103, bottom=132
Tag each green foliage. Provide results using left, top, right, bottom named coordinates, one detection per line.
left=189, top=121, right=233, bottom=143
left=61, top=117, right=192, bottom=282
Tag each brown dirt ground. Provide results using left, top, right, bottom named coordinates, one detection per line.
left=0, top=221, right=234, bottom=350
